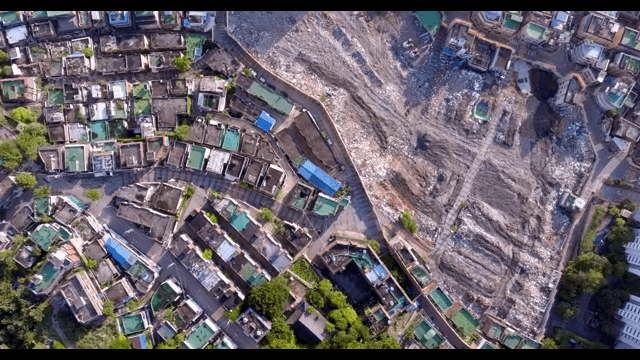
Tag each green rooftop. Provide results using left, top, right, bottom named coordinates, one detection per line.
left=413, top=319, right=443, bottom=349
left=503, top=333, right=523, bottom=349
left=127, top=260, right=150, bottom=280
left=248, top=81, right=294, bottom=115
left=30, top=261, right=61, bottom=293
left=185, top=33, right=205, bottom=60
left=119, top=313, right=146, bottom=336
left=186, top=145, right=207, bottom=170
left=34, top=197, right=51, bottom=221
left=48, top=88, right=64, bottom=106
left=65, top=146, right=86, bottom=172
left=473, top=100, right=491, bottom=122
left=429, top=287, right=453, bottom=313
left=623, top=55, right=640, bottom=74
left=239, top=262, right=258, bottom=281
left=109, top=120, right=128, bottom=139
left=89, top=121, right=110, bottom=142
left=32, top=11, right=48, bottom=18
left=525, top=22, right=549, bottom=40
left=133, top=82, right=151, bottom=99
left=184, top=320, right=217, bottom=349
left=110, top=101, right=129, bottom=120
left=135, top=11, right=154, bottom=16
left=482, top=343, right=496, bottom=349
left=415, top=11, right=441, bottom=37
left=150, top=281, right=181, bottom=314
left=2, top=80, right=25, bottom=100
left=134, top=99, right=151, bottom=117
left=163, top=12, right=177, bottom=24
left=312, top=195, right=340, bottom=216
left=290, top=186, right=310, bottom=210
left=448, top=307, right=479, bottom=338
left=487, top=323, right=504, bottom=339
left=0, top=11, right=21, bottom=25
left=247, top=271, right=268, bottom=287
left=410, top=266, right=431, bottom=287
left=622, top=29, right=640, bottom=51
left=503, top=13, right=522, bottom=30
left=46, top=11, right=73, bottom=18
left=58, top=227, right=71, bottom=240
left=221, top=128, right=241, bottom=152
left=230, top=211, right=250, bottom=232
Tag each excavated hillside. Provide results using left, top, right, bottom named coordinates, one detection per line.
left=228, top=11, right=596, bottom=337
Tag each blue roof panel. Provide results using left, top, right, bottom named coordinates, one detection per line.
left=255, top=111, right=276, bottom=132
left=298, top=159, right=341, bottom=196
left=105, top=237, right=137, bottom=270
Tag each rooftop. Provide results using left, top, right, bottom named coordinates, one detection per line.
left=153, top=97, right=187, bottom=129
left=116, top=202, right=175, bottom=242
left=221, top=127, right=241, bottom=152
left=413, top=318, right=443, bottom=349
left=186, top=145, right=208, bottom=171
left=225, top=154, right=247, bottom=179
left=150, top=279, right=182, bottom=314
left=30, top=224, right=58, bottom=251
left=60, top=271, right=103, bottom=324
left=150, top=182, right=184, bottom=214
left=94, top=258, right=118, bottom=285
left=118, top=142, right=146, bottom=168
left=65, top=145, right=87, bottom=172
left=622, top=28, right=640, bottom=51
left=298, top=159, right=342, bottom=197
left=167, top=141, right=188, bottom=168
left=248, top=81, right=293, bottom=115
left=183, top=318, right=219, bottom=349
left=448, top=307, right=479, bottom=338
left=415, top=11, right=441, bottom=37
left=149, top=33, right=184, bottom=50
left=206, top=149, right=230, bottom=174
left=103, top=278, right=135, bottom=305
left=119, top=312, right=148, bottom=336
left=525, top=22, right=549, bottom=40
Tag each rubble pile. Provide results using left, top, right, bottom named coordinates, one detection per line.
left=228, top=11, right=595, bottom=337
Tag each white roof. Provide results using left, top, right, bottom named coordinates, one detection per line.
left=5, top=25, right=28, bottom=44
left=91, top=102, right=108, bottom=121
left=555, top=11, right=569, bottom=23
left=206, top=149, right=230, bottom=174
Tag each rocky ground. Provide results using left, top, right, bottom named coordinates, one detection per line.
left=229, top=11, right=596, bottom=337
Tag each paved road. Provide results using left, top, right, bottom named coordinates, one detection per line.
left=99, top=205, right=258, bottom=349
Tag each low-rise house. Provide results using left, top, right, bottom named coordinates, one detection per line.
left=203, top=120, right=225, bottom=148
left=148, top=51, right=181, bottom=72
left=173, top=297, right=203, bottom=329
left=67, top=123, right=89, bottom=143
left=93, top=258, right=119, bottom=286
left=594, top=75, right=637, bottom=111
left=160, top=11, right=182, bottom=31
left=0, top=77, right=37, bottom=102
left=104, top=234, right=159, bottom=293
left=118, top=311, right=151, bottom=337
left=286, top=301, right=327, bottom=343
left=298, top=159, right=342, bottom=197
left=225, top=154, right=247, bottom=181
left=96, top=55, right=127, bottom=74
left=150, top=278, right=182, bottom=316
left=254, top=111, right=276, bottom=133
left=63, top=83, right=86, bottom=103
left=103, top=277, right=136, bottom=308
left=182, top=11, right=214, bottom=32
left=30, top=20, right=56, bottom=40
left=610, top=52, right=640, bottom=77
left=236, top=308, right=271, bottom=343
left=115, top=202, right=175, bottom=243
left=153, top=97, right=188, bottom=130
left=28, top=243, right=78, bottom=295
left=13, top=244, right=37, bottom=268
left=242, top=160, right=266, bottom=187
left=100, top=34, right=148, bottom=53
left=149, top=33, right=184, bottom=51
left=65, top=144, right=90, bottom=173
left=206, top=149, right=231, bottom=175
left=60, top=270, right=104, bottom=324
left=575, top=12, right=623, bottom=48
left=260, top=164, right=286, bottom=196
left=64, top=53, right=92, bottom=76
left=5, top=25, right=28, bottom=46
left=106, top=11, right=131, bottom=28
left=166, top=141, right=188, bottom=169
left=134, top=11, right=159, bottom=29
left=181, top=317, right=219, bottom=349
left=118, top=142, right=147, bottom=169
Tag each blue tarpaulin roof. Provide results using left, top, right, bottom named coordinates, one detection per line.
left=105, top=237, right=137, bottom=270
left=137, top=333, right=147, bottom=349
left=298, top=159, right=341, bottom=196
left=255, top=111, right=276, bottom=132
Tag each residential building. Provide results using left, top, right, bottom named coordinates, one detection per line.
left=118, top=142, right=147, bottom=169
left=571, top=41, right=604, bottom=66
left=575, top=12, right=622, bottom=48
left=610, top=52, right=640, bottom=77
left=174, top=297, right=204, bottom=329
left=615, top=294, right=640, bottom=349
left=103, top=277, right=136, bottom=308
left=160, top=11, right=182, bottom=31
left=286, top=301, right=327, bottom=343
left=593, top=75, right=637, bottom=111
left=134, top=11, right=160, bottom=29
left=107, top=11, right=131, bottom=28
left=298, top=159, right=342, bottom=197
left=115, top=202, right=175, bottom=243
left=60, top=270, right=104, bottom=324
left=65, top=144, right=90, bottom=173
left=38, top=145, right=64, bottom=172
left=236, top=308, right=271, bottom=343
left=518, top=21, right=551, bottom=45
left=28, top=243, right=78, bottom=295
left=254, top=111, right=276, bottom=133
left=260, top=164, right=286, bottom=196
left=149, top=33, right=184, bottom=51
left=182, top=11, right=214, bottom=32
left=181, top=317, right=219, bottom=349
left=0, top=77, right=37, bottom=102
left=150, top=278, right=182, bottom=316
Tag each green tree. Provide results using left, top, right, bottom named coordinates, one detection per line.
left=317, top=279, right=332, bottom=296
left=174, top=124, right=190, bottom=140
left=164, top=308, right=175, bottom=323
left=562, top=253, right=611, bottom=294
left=557, top=301, right=578, bottom=319
left=86, top=259, right=97, bottom=269
left=366, top=335, right=401, bottom=349
left=261, top=208, right=275, bottom=222
left=205, top=212, right=217, bottom=223
left=0, top=50, right=8, bottom=64
left=263, top=317, right=298, bottom=349
left=10, top=107, right=36, bottom=124
left=1, top=65, right=12, bottom=78
left=184, top=184, right=195, bottom=198
left=173, top=56, right=191, bottom=72
left=15, top=123, right=48, bottom=160
left=328, top=307, right=359, bottom=331
left=327, top=290, right=348, bottom=309
left=325, top=322, right=335, bottom=333
left=367, top=240, right=380, bottom=254
left=108, top=334, right=132, bottom=349
left=541, top=338, right=558, bottom=349
left=52, top=340, right=66, bottom=349
left=0, top=140, right=23, bottom=170
left=15, top=172, right=37, bottom=189
left=102, top=299, right=114, bottom=317
left=305, top=289, right=325, bottom=309
left=33, top=185, right=51, bottom=197
left=609, top=206, right=621, bottom=217
left=82, top=48, right=94, bottom=58
left=85, top=189, right=102, bottom=200
left=246, top=277, right=290, bottom=320
left=398, top=210, right=418, bottom=234
left=621, top=199, right=636, bottom=211
left=202, top=248, right=213, bottom=260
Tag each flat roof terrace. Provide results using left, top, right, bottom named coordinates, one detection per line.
left=116, top=203, right=174, bottom=242
left=184, top=319, right=218, bottom=349
left=119, top=313, right=146, bottom=336
left=248, top=81, right=293, bottom=115
left=221, top=128, right=240, bottom=152
left=167, top=141, right=188, bottom=168
left=31, top=224, right=58, bottom=251
left=65, top=146, right=86, bottom=172
left=413, top=319, right=443, bottom=349
left=204, top=122, right=224, bottom=147
left=186, top=145, right=207, bottom=171
left=150, top=183, right=183, bottom=214
left=429, top=287, right=454, bottom=313
left=448, top=307, right=478, bottom=338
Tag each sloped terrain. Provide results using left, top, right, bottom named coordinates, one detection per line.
left=229, top=11, right=596, bottom=337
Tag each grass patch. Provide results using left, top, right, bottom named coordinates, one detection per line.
left=550, top=327, right=608, bottom=349
left=290, top=258, right=320, bottom=285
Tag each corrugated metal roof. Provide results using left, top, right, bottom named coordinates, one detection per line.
left=105, top=237, right=136, bottom=269
left=255, top=111, right=276, bottom=132
left=298, top=159, right=341, bottom=196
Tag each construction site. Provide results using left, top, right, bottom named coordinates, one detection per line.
left=228, top=11, right=597, bottom=338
